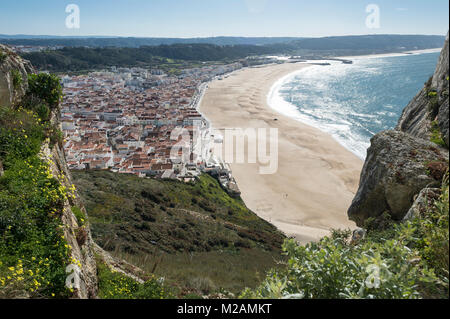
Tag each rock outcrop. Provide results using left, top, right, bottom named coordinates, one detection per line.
left=402, top=188, right=441, bottom=221
left=397, top=32, right=449, bottom=147
left=0, top=44, right=34, bottom=107
left=349, top=33, right=449, bottom=227
left=40, top=131, right=99, bottom=299
left=348, top=131, right=448, bottom=225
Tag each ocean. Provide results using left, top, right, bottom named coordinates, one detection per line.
left=268, top=51, right=441, bottom=159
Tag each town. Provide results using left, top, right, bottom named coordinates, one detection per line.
left=60, top=62, right=243, bottom=194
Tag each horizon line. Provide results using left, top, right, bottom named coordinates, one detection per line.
left=0, top=33, right=447, bottom=40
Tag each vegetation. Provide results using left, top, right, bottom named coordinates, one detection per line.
left=72, top=170, right=285, bottom=296
left=241, top=174, right=449, bottom=299
left=10, top=70, right=22, bottom=90
left=27, top=73, right=62, bottom=109
left=71, top=206, right=85, bottom=227
left=96, top=257, right=172, bottom=299
left=2, top=34, right=444, bottom=50
left=0, top=73, right=74, bottom=298
left=20, top=45, right=261, bottom=73
left=14, top=35, right=445, bottom=72
left=0, top=50, right=7, bottom=64
left=430, top=120, right=447, bottom=148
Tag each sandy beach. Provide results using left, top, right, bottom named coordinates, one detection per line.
left=199, top=63, right=364, bottom=243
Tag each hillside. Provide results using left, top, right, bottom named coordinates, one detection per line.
left=14, top=34, right=446, bottom=73
left=71, top=170, right=285, bottom=296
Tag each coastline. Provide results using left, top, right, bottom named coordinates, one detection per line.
left=336, top=47, right=442, bottom=60
left=199, top=62, right=363, bottom=243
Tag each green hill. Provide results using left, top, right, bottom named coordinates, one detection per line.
left=71, top=170, right=285, bottom=297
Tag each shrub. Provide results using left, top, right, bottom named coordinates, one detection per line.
left=11, top=70, right=23, bottom=90
left=27, top=73, right=62, bottom=110
left=0, top=50, right=7, bottom=63
left=71, top=206, right=86, bottom=226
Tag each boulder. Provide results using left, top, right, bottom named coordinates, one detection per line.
left=403, top=188, right=441, bottom=221
left=348, top=130, right=448, bottom=226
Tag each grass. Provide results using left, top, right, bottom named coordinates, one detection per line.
left=71, top=206, right=86, bottom=226
left=71, top=170, right=286, bottom=297
left=113, top=249, right=285, bottom=297
left=96, top=255, right=172, bottom=299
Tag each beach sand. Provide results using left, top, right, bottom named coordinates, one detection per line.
left=199, top=63, right=364, bottom=243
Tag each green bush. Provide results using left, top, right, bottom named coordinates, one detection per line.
left=0, top=51, right=7, bottom=64
left=242, top=178, right=449, bottom=299
left=11, top=70, right=23, bottom=90
left=71, top=206, right=86, bottom=226
left=27, top=73, right=63, bottom=109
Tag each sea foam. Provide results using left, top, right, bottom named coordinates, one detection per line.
left=267, top=51, right=441, bottom=159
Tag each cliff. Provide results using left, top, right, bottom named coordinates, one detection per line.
left=0, top=44, right=99, bottom=298
left=0, top=45, right=34, bottom=107
left=349, top=33, right=449, bottom=226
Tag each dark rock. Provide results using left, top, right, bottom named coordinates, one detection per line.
left=435, top=32, right=449, bottom=147
left=432, top=32, right=449, bottom=95
left=348, top=130, right=448, bottom=226
left=396, top=32, right=449, bottom=148
left=403, top=188, right=441, bottom=221
left=0, top=44, right=34, bottom=107
left=396, top=87, right=431, bottom=140
left=438, top=97, right=449, bottom=147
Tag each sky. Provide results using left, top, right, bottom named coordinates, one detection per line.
left=0, top=0, right=448, bottom=38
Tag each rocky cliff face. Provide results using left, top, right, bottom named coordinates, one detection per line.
left=0, top=45, right=34, bottom=107
left=349, top=33, right=449, bottom=227
left=1, top=45, right=99, bottom=298
left=397, top=33, right=449, bottom=146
